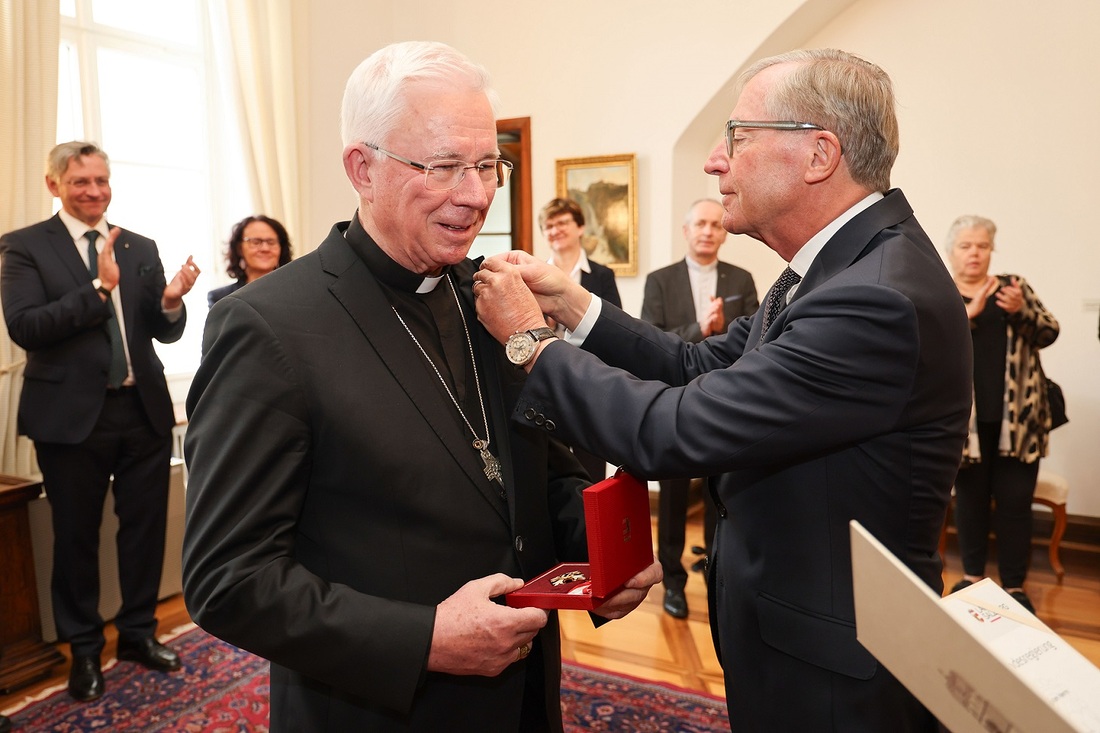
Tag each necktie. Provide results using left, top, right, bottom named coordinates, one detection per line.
left=759, top=266, right=801, bottom=342
left=86, top=231, right=128, bottom=388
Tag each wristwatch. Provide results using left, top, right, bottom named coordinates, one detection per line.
left=505, top=327, right=556, bottom=367
left=92, top=278, right=113, bottom=298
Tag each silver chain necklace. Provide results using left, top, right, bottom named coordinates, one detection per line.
left=390, top=275, right=504, bottom=487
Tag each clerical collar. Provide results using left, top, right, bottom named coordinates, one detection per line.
left=343, top=212, right=447, bottom=293
left=685, top=256, right=717, bottom=274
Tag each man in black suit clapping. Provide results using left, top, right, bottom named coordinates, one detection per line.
left=1, top=142, right=200, bottom=702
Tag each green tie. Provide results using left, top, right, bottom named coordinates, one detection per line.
left=86, top=231, right=128, bottom=389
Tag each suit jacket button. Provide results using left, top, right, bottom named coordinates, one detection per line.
left=524, top=407, right=537, bottom=420
left=543, top=420, right=555, bottom=431
left=514, top=536, right=525, bottom=552
left=534, top=414, right=545, bottom=426
left=498, top=489, right=507, bottom=500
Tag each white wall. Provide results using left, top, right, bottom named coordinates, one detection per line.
left=294, top=0, right=1100, bottom=517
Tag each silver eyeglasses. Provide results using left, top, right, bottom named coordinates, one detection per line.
left=242, top=237, right=279, bottom=249
left=724, top=120, right=824, bottom=156
left=364, top=142, right=513, bottom=191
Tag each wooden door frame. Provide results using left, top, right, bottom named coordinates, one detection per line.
left=497, top=117, right=531, bottom=254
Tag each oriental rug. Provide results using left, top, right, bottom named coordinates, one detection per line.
left=4, top=626, right=729, bottom=732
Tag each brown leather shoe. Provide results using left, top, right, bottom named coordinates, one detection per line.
left=68, top=655, right=104, bottom=701
left=117, top=637, right=181, bottom=672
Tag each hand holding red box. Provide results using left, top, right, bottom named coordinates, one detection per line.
left=506, top=469, right=653, bottom=611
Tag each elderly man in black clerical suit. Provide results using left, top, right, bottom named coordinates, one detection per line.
left=1, top=141, right=200, bottom=702
left=640, top=198, right=757, bottom=619
left=182, top=41, right=659, bottom=733
left=474, top=49, right=972, bottom=732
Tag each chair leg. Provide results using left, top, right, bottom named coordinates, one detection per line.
left=1049, top=504, right=1067, bottom=583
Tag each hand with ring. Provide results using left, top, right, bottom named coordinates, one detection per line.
left=517, top=642, right=531, bottom=661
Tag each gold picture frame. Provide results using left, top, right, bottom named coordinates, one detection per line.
left=555, top=154, right=638, bottom=276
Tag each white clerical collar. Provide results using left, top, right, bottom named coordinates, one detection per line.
left=685, top=256, right=717, bottom=274
left=416, top=274, right=445, bottom=293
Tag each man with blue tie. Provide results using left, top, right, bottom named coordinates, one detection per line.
left=0, top=142, right=200, bottom=702
left=474, top=49, right=972, bottom=730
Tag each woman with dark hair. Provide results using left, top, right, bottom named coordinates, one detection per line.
left=207, top=215, right=292, bottom=307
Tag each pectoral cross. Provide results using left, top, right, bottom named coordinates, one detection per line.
left=473, top=439, right=504, bottom=486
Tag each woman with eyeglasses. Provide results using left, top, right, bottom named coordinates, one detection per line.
left=208, top=215, right=293, bottom=307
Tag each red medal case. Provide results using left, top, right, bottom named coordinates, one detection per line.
left=505, top=469, right=653, bottom=611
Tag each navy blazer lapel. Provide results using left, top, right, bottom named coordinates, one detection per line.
left=749, top=192, right=912, bottom=346
left=796, top=190, right=914, bottom=299
left=320, top=230, right=510, bottom=524
left=45, top=214, right=94, bottom=288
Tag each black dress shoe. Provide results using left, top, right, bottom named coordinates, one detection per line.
left=68, top=655, right=104, bottom=702
left=663, top=588, right=688, bottom=619
left=1007, top=589, right=1036, bottom=615
left=117, top=637, right=181, bottom=672
left=949, top=578, right=974, bottom=594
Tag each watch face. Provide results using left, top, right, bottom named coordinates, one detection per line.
left=506, top=332, right=536, bottom=365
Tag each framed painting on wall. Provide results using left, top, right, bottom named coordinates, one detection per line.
left=555, top=153, right=637, bottom=276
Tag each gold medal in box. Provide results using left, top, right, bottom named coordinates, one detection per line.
left=506, top=469, right=652, bottom=611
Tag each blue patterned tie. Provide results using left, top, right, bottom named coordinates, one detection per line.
left=86, top=231, right=128, bottom=388
left=759, top=266, right=801, bottom=343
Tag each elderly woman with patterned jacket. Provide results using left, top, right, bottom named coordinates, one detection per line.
left=946, top=215, right=1059, bottom=614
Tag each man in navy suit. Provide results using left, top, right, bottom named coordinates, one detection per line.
left=640, top=198, right=757, bottom=619
left=1, top=142, right=200, bottom=701
left=475, top=49, right=971, bottom=731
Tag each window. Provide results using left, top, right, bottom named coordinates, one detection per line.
left=58, top=0, right=250, bottom=379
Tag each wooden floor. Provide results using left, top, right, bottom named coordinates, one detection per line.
left=4, top=507, right=1099, bottom=716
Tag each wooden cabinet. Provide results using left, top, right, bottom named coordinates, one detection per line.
left=0, top=475, right=64, bottom=693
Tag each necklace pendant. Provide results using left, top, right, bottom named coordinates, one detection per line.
left=479, top=446, right=504, bottom=485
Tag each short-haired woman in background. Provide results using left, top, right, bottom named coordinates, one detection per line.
left=946, top=215, right=1059, bottom=614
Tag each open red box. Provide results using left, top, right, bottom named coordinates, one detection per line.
left=506, top=468, right=652, bottom=611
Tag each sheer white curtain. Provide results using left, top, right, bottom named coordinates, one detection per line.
left=0, top=0, right=60, bottom=477
left=208, top=0, right=302, bottom=249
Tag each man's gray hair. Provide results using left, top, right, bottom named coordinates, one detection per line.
left=740, top=49, right=899, bottom=193
left=47, top=141, right=109, bottom=182
left=340, top=41, right=499, bottom=151
left=683, top=198, right=723, bottom=227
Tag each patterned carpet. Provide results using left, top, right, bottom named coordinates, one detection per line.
left=5, top=626, right=729, bottom=732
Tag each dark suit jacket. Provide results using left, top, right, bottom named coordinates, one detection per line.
left=511, top=190, right=972, bottom=730
left=579, top=260, right=620, bottom=308
left=1, top=213, right=184, bottom=443
left=206, top=280, right=244, bottom=308
left=640, top=258, right=758, bottom=342
left=183, top=220, right=590, bottom=732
